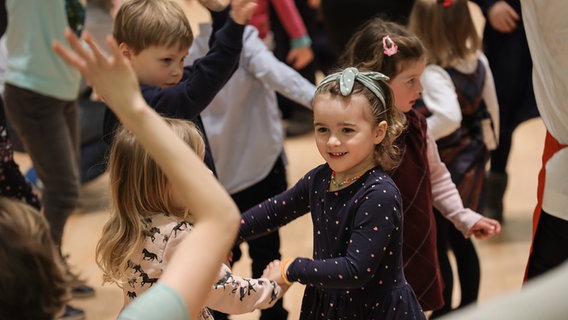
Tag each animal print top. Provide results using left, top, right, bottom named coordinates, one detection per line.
left=122, top=213, right=282, bottom=319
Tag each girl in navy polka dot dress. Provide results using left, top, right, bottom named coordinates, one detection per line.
left=238, top=67, right=426, bottom=319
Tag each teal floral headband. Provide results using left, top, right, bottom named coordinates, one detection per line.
left=316, top=67, right=390, bottom=107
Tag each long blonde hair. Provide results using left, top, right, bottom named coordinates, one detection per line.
left=96, top=118, right=205, bottom=285
left=408, top=0, right=480, bottom=67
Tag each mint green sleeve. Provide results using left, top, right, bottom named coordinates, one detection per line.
left=118, top=283, right=190, bottom=320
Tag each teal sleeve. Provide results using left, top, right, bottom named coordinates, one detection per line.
left=118, top=283, right=190, bottom=320
left=290, top=35, right=312, bottom=49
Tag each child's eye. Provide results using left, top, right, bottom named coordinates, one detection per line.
left=342, top=127, right=355, bottom=134
left=316, top=127, right=328, bottom=134
left=407, top=78, right=415, bottom=85
left=161, top=58, right=173, bottom=64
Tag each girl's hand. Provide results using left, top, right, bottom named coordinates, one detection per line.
left=262, top=260, right=292, bottom=294
left=468, top=217, right=501, bottom=239
left=229, top=0, right=258, bottom=25
left=262, top=260, right=284, bottom=283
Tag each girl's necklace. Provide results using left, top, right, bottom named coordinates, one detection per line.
left=330, top=171, right=365, bottom=188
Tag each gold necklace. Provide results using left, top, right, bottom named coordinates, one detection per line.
left=330, top=171, right=364, bottom=188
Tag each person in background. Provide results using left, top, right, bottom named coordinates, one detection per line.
left=102, top=0, right=256, bottom=176
left=476, top=0, right=539, bottom=223
left=520, top=0, right=568, bottom=282
left=186, top=13, right=315, bottom=320
left=408, top=0, right=500, bottom=316
left=52, top=28, right=242, bottom=320
left=3, top=0, right=93, bottom=318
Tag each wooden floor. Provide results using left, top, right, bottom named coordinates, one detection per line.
left=13, top=2, right=547, bottom=319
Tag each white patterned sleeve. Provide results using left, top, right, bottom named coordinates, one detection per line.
left=205, top=264, right=282, bottom=314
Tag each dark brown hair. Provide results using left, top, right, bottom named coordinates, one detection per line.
left=340, top=17, right=426, bottom=79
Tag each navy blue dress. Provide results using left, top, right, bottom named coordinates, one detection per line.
left=239, top=164, right=425, bottom=319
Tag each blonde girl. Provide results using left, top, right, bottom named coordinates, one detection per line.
left=54, top=28, right=244, bottom=319
left=96, top=118, right=285, bottom=319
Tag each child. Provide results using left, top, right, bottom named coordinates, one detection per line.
left=186, top=20, right=315, bottom=320
left=408, top=0, right=500, bottom=315
left=53, top=29, right=243, bottom=319
left=103, top=0, right=257, bottom=174
left=0, top=197, right=72, bottom=320
left=96, top=117, right=284, bottom=318
left=339, top=17, right=501, bottom=311
left=239, top=66, right=427, bottom=319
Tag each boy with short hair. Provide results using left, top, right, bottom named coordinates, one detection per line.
left=103, top=0, right=258, bottom=173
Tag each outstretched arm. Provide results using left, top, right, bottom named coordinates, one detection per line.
left=53, top=29, right=240, bottom=319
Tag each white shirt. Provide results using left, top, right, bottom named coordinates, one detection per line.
left=420, top=51, right=500, bottom=142
left=522, top=0, right=568, bottom=220
left=186, top=24, right=315, bottom=194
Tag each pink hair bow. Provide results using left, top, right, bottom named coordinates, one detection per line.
left=382, top=35, right=398, bottom=57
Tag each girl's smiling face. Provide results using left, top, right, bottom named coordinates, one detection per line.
left=389, top=57, right=426, bottom=112
left=313, top=93, right=386, bottom=180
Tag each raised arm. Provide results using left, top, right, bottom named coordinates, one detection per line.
left=53, top=29, right=240, bottom=319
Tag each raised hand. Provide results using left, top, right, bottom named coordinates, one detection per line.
left=229, top=0, right=258, bottom=25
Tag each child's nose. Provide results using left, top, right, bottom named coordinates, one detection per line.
left=417, top=81, right=424, bottom=94
left=327, top=135, right=341, bottom=146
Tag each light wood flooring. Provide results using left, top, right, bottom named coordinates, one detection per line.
left=13, top=2, right=547, bottom=319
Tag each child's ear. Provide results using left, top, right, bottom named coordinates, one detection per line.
left=373, top=120, right=388, bottom=145
left=118, top=43, right=133, bottom=60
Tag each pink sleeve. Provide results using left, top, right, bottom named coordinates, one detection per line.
left=270, top=0, right=308, bottom=40
left=427, top=130, right=482, bottom=236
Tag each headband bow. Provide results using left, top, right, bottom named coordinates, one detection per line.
left=317, top=67, right=390, bottom=107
